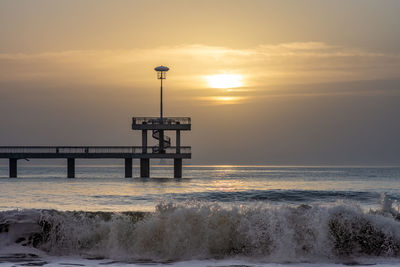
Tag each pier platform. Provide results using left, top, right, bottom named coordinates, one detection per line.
left=132, top=117, right=191, bottom=130
left=1, top=116, right=191, bottom=178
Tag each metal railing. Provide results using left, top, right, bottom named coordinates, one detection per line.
left=132, top=117, right=191, bottom=126
left=0, top=146, right=191, bottom=154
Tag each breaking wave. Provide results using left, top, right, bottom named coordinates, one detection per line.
left=1, top=197, right=400, bottom=263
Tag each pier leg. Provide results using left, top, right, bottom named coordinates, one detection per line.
left=67, top=158, right=75, bottom=178
left=9, top=158, right=17, bottom=178
left=125, top=158, right=132, bottom=178
left=174, top=158, right=182, bottom=178
left=142, top=130, right=147, bottom=153
left=140, top=158, right=150, bottom=178
left=159, top=130, right=164, bottom=153
left=176, top=130, right=181, bottom=154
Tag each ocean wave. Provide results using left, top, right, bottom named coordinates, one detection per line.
left=0, top=198, right=400, bottom=263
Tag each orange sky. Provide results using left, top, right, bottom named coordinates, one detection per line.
left=0, top=0, right=400, bottom=165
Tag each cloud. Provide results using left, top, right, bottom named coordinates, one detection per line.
left=0, top=42, right=399, bottom=95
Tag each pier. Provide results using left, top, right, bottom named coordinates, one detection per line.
left=0, top=115, right=191, bottom=178
left=0, top=66, right=192, bottom=178
left=0, top=110, right=191, bottom=179
left=0, top=145, right=191, bottom=178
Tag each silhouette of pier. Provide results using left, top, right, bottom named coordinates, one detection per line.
left=0, top=117, right=191, bottom=178
left=1, top=66, right=192, bottom=178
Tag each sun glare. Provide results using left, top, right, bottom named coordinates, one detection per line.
left=208, top=96, right=246, bottom=104
left=205, top=74, right=243, bottom=89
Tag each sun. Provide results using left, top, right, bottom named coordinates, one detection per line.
left=205, top=74, right=243, bottom=89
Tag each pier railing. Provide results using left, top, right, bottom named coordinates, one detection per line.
left=132, top=117, right=191, bottom=125
left=0, top=146, right=191, bottom=155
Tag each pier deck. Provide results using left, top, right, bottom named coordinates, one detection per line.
left=0, top=146, right=191, bottom=159
left=0, top=146, right=191, bottom=178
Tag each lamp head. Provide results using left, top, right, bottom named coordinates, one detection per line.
left=154, top=65, right=169, bottom=79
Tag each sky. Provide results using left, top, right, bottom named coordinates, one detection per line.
left=0, top=0, right=400, bottom=165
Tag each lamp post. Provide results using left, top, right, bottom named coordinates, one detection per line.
left=154, top=66, right=169, bottom=121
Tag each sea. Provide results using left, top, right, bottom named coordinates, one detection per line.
left=0, top=163, right=399, bottom=267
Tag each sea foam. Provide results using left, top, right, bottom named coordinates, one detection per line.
left=0, top=200, right=400, bottom=263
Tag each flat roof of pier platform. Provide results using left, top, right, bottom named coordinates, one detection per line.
left=132, top=117, right=191, bottom=130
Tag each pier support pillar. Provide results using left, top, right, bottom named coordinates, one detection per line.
left=174, top=158, right=182, bottom=178
left=159, top=130, right=165, bottom=153
left=9, top=158, right=17, bottom=178
left=140, top=158, right=150, bottom=178
left=124, top=158, right=132, bottom=178
left=142, top=130, right=147, bottom=153
left=176, top=129, right=181, bottom=154
left=67, top=158, right=75, bottom=178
